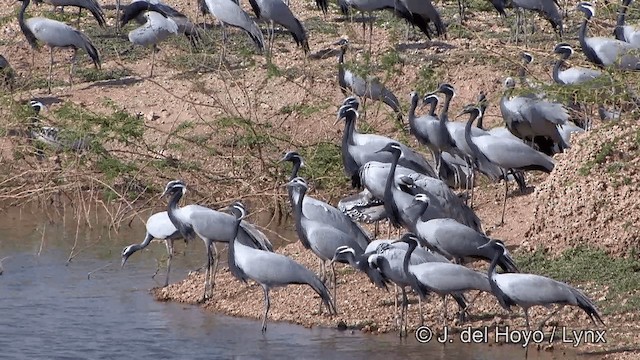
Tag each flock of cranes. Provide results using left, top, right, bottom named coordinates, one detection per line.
left=4, top=0, right=635, bottom=339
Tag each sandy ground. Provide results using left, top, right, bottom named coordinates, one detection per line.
left=2, top=0, right=640, bottom=358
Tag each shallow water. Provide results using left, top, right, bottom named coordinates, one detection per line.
left=0, top=206, right=579, bottom=359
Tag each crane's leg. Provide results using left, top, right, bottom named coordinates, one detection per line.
left=261, top=285, right=271, bottom=332
left=150, top=45, right=157, bottom=78
left=524, top=308, right=531, bottom=331
left=164, top=239, right=174, bottom=287
left=500, top=172, right=508, bottom=225
left=331, top=261, right=338, bottom=314
left=400, top=287, right=408, bottom=337
left=537, top=306, right=561, bottom=330
left=210, top=243, right=219, bottom=294
left=442, top=295, right=448, bottom=328
left=418, top=296, right=424, bottom=326
left=76, top=7, right=82, bottom=27
left=458, top=0, right=464, bottom=23
left=220, top=24, right=228, bottom=67
left=48, top=47, right=54, bottom=94
left=69, top=48, right=78, bottom=89
left=201, top=242, right=212, bottom=302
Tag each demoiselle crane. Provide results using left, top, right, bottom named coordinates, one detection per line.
left=226, top=202, right=336, bottom=332
left=162, top=180, right=273, bottom=302
left=17, top=0, right=100, bottom=93
left=614, top=0, right=640, bottom=47
left=37, top=0, right=106, bottom=27
left=248, top=0, right=309, bottom=56
left=479, top=239, right=605, bottom=330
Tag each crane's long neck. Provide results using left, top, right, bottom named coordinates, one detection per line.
left=485, top=246, right=511, bottom=309
left=464, top=112, right=485, bottom=166
left=383, top=150, right=402, bottom=228
left=18, top=0, right=38, bottom=49
left=476, top=103, right=487, bottom=130
left=552, top=54, right=568, bottom=84
left=289, top=158, right=302, bottom=181
left=227, top=217, right=248, bottom=282
left=440, top=92, right=453, bottom=126
left=428, top=100, right=438, bottom=117
left=402, top=240, right=427, bottom=298
left=341, top=114, right=360, bottom=182
left=338, top=48, right=346, bottom=88
left=291, top=185, right=312, bottom=249
left=166, top=190, right=191, bottom=240
left=408, top=97, right=419, bottom=133
left=615, top=0, right=631, bottom=41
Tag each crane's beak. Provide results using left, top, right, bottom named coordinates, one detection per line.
left=121, top=256, right=128, bottom=268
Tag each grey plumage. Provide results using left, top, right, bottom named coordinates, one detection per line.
left=336, top=104, right=435, bottom=188
left=358, top=159, right=483, bottom=232
left=203, top=0, right=265, bottom=59
left=367, top=233, right=468, bottom=335
left=18, top=0, right=100, bottom=94
left=129, top=0, right=202, bottom=46
left=461, top=105, right=554, bottom=224
left=337, top=188, right=387, bottom=224
left=227, top=202, right=336, bottom=332
left=121, top=211, right=182, bottom=287
left=411, top=194, right=518, bottom=272
left=248, top=0, right=309, bottom=53
left=396, top=0, right=446, bottom=37
left=330, top=246, right=388, bottom=290
left=480, top=239, right=604, bottom=330
left=614, top=0, right=640, bottom=47
left=578, top=2, right=640, bottom=70
left=38, top=0, right=106, bottom=27
left=552, top=43, right=602, bottom=85
left=162, top=180, right=273, bottom=302
left=287, top=177, right=370, bottom=309
left=336, top=39, right=403, bottom=123
left=27, top=100, right=93, bottom=153
left=500, top=77, right=570, bottom=152
left=395, top=234, right=495, bottom=326
left=121, top=2, right=178, bottom=77
left=511, top=0, right=563, bottom=36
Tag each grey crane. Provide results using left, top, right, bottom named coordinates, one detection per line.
left=511, top=0, right=562, bottom=43
left=162, top=180, right=273, bottom=302
left=396, top=0, right=446, bottom=38
left=336, top=39, right=403, bottom=123
left=121, top=211, right=182, bottom=287
left=121, top=2, right=178, bottom=78
left=330, top=246, right=389, bottom=290
left=128, top=0, right=202, bottom=47
left=248, top=0, right=309, bottom=56
left=578, top=2, right=640, bottom=70
left=0, top=55, right=15, bottom=90
left=500, top=77, right=570, bottom=153
left=368, top=233, right=468, bottom=335
left=394, top=234, right=495, bottom=326
left=410, top=193, right=518, bottom=272
left=359, top=159, right=483, bottom=233
left=17, top=0, right=100, bottom=94
left=202, top=0, right=264, bottom=62
left=227, top=202, right=336, bottom=332
left=335, top=104, right=435, bottom=188
left=286, top=177, right=370, bottom=310
left=36, top=0, right=106, bottom=27
left=27, top=100, right=92, bottom=154
left=279, top=152, right=372, bottom=248
left=614, top=0, right=640, bottom=47
left=479, top=239, right=604, bottom=330
left=461, top=105, right=554, bottom=224
left=458, top=0, right=507, bottom=23
left=552, top=43, right=602, bottom=85
left=338, top=0, right=440, bottom=42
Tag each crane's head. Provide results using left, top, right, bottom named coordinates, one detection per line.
left=335, top=104, right=358, bottom=125
left=121, top=244, right=138, bottom=268
left=285, top=176, right=308, bottom=191
left=428, top=83, right=455, bottom=98
left=503, top=77, right=516, bottom=90
left=456, top=104, right=482, bottom=120
left=330, top=246, right=356, bottom=265
left=333, top=37, right=349, bottom=48
left=228, top=201, right=248, bottom=221
left=29, top=100, right=44, bottom=114
left=392, top=232, right=421, bottom=247
left=477, top=91, right=488, bottom=108
left=374, top=142, right=402, bottom=155
left=121, top=2, right=170, bottom=27
left=553, top=43, right=574, bottom=57
left=162, top=180, right=186, bottom=198
left=422, top=93, right=440, bottom=108
left=341, top=95, right=360, bottom=110
left=577, top=2, right=595, bottom=19
left=521, top=52, right=533, bottom=65
left=412, top=193, right=429, bottom=205
left=279, top=151, right=305, bottom=167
